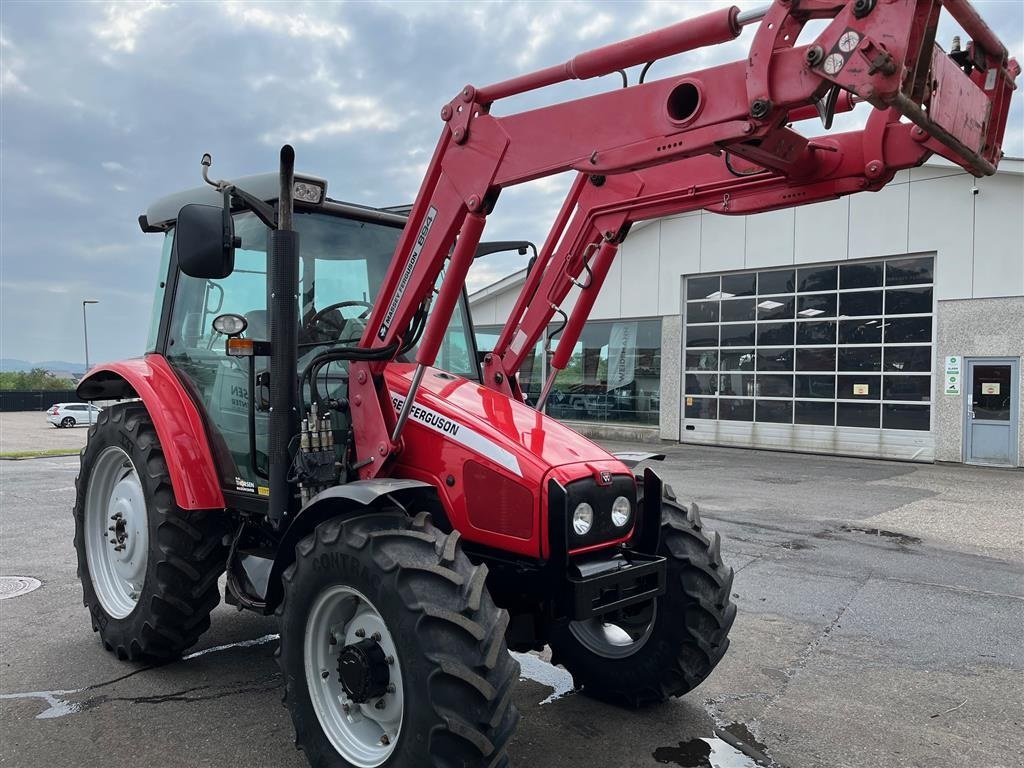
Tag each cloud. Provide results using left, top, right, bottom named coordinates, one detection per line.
left=1, top=34, right=30, bottom=94
left=261, top=94, right=400, bottom=144
left=578, top=13, right=614, bottom=41
left=93, top=1, right=171, bottom=54
left=101, top=161, right=126, bottom=173
left=220, top=1, right=351, bottom=44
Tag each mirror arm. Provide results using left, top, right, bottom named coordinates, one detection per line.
left=226, top=185, right=280, bottom=231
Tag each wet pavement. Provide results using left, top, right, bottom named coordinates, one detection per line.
left=1, top=448, right=1022, bottom=768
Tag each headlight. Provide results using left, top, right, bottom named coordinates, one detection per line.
left=611, top=496, right=632, bottom=527
left=572, top=502, right=594, bottom=535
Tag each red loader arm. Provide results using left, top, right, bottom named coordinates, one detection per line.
left=350, top=0, right=1017, bottom=479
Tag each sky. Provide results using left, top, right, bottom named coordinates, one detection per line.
left=1, top=0, right=1021, bottom=366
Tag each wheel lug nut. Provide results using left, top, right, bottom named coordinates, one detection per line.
left=321, top=670, right=330, bottom=679
left=386, top=655, right=394, bottom=665
left=386, top=684, right=396, bottom=694
left=380, top=735, right=390, bottom=746
left=354, top=628, right=366, bottom=638
left=371, top=632, right=381, bottom=642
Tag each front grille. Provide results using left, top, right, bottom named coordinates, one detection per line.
left=464, top=460, right=534, bottom=539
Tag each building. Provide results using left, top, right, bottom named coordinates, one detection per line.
left=469, top=158, right=1024, bottom=467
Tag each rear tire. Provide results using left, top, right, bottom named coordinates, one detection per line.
left=61, top=416, right=75, bottom=428
left=73, top=402, right=228, bottom=661
left=277, top=511, right=520, bottom=768
left=549, top=488, right=735, bottom=707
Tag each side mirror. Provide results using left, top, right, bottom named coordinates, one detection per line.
left=174, top=203, right=237, bottom=279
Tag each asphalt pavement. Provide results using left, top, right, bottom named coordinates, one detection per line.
left=1, top=445, right=1021, bottom=768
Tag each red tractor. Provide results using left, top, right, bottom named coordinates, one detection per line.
left=74, top=2, right=1015, bottom=766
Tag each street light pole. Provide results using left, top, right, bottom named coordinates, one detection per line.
left=83, top=299, right=98, bottom=424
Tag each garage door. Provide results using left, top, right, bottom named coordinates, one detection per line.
left=682, top=256, right=935, bottom=461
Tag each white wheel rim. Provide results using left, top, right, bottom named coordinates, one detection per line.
left=84, top=446, right=149, bottom=619
left=304, top=586, right=403, bottom=767
left=568, top=603, right=657, bottom=660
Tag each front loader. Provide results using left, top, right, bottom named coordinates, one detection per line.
left=73, top=1, right=1016, bottom=766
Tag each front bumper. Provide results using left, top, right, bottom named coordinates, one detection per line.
left=567, top=550, right=666, bottom=620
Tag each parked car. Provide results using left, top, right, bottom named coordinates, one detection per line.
left=47, top=403, right=102, bottom=428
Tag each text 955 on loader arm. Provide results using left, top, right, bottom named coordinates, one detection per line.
left=73, top=1, right=1015, bottom=766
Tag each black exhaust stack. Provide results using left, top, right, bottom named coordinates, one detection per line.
left=268, top=145, right=299, bottom=528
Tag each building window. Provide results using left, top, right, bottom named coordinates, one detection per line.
left=474, top=319, right=662, bottom=426
left=683, top=256, right=933, bottom=431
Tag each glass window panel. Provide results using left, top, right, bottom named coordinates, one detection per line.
left=795, top=400, right=835, bottom=425
left=686, top=349, right=718, bottom=371
left=886, top=256, right=933, bottom=286
left=886, top=287, right=932, bottom=315
left=687, top=276, right=720, bottom=300
left=884, top=346, right=931, bottom=372
left=758, top=269, right=795, bottom=295
left=721, top=298, right=756, bottom=322
left=883, top=375, right=931, bottom=402
left=686, top=300, right=720, bottom=323
left=721, top=323, right=756, bottom=347
left=839, top=318, right=882, bottom=344
left=883, top=404, right=930, bottom=431
left=841, top=262, right=883, bottom=289
left=722, top=273, right=756, bottom=297
left=756, top=400, right=792, bottom=423
left=796, top=348, right=836, bottom=372
left=757, top=296, right=795, bottom=320
left=719, top=398, right=754, bottom=421
left=685, top=397, right=717, bottom=419
left=884, top=316, right=932, bottom=343
left=837, top=375, right=880, bottom=400
left=719, top=373, right=754, bottom=397
left=798, top=266, right=838, bottom=292
left=972, top=365, right=1011, bottom=420
left=687, top=325, right=718, bottom=348
left=757, top=374, right=793, bottom=397
left=797, top=294, right=837, bottom=319
left=795, top=375, right=835, bottom=399
left=837, top=402, right=880, bottom=428
left=839, top=347, right=882, bottom=372
left=720, top=349, right=755, bottom=371
left=758, top=322, right=794, bottom=346
left=798, top=320, right=837, bottom=345
left=685, top=373, right=718, bottom=395
left=547, top=319, right=662, bottom=426
left=839, top=291, right=882, bottom=316
left=757, top=349, right=793, bottom=371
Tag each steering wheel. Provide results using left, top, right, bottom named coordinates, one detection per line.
left=304, top=300, right=373, bottom=343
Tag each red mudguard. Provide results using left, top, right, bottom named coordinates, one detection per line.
left=77, top=354, right=225, bottom=511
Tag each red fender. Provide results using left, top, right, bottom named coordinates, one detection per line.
left=77, top=354, right=225, bottom=510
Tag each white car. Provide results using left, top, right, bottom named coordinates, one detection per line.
left=47, top=403, right=102, bottom=428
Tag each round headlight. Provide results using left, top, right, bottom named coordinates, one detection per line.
left=611, top=496, right=632, bottom=527
left=572, top=502, right=594, bottom=535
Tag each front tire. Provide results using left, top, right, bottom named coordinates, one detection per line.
left=73, top=402, right=228, bottom=660
left=549, top=491, right=736, bottom=707
left=61, top=416, right=75, bottom=428
left=278, top=511, right=520, bottom=768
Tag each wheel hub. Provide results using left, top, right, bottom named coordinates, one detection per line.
left=337, top=638, right=390, bottom=703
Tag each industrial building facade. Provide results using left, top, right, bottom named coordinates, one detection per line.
left=469, top=159, right=1023, bottom=467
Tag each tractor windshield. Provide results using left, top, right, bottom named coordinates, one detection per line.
left=160, top=208, right=477, bottom=491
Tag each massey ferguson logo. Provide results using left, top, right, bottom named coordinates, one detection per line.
left=378, top=206, right=437, bottom=339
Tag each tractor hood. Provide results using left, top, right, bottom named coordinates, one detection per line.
left=383, top=364, right=623, bottom=477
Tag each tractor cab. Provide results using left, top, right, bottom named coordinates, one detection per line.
left=140, top=174, right=479, bottom=496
